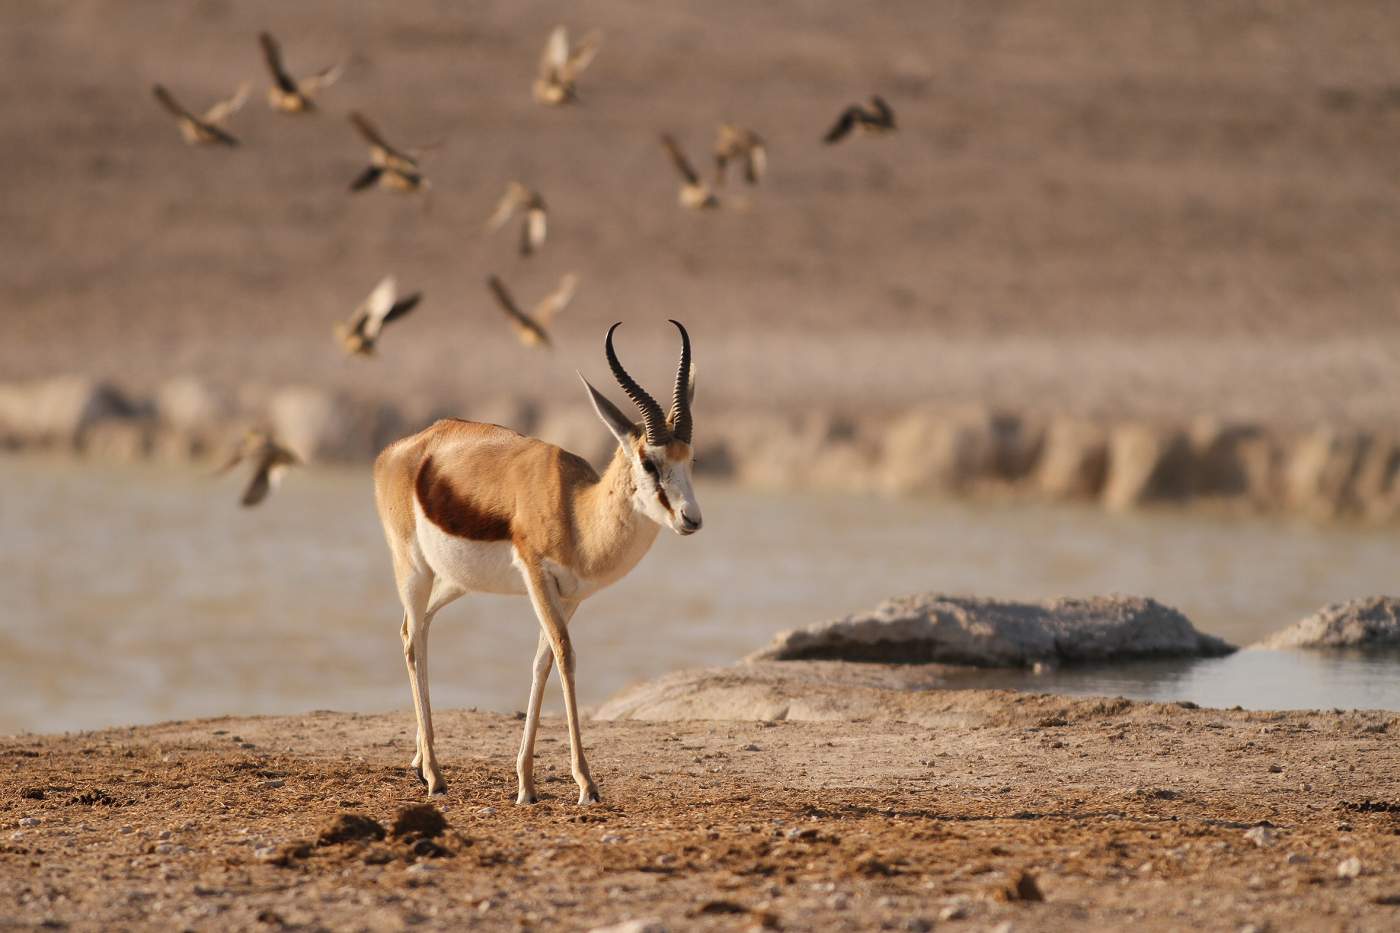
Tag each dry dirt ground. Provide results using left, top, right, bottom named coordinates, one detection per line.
left=5, top=3, right=1400, bottom=427
left=4, top=694, right=1400, bottom=931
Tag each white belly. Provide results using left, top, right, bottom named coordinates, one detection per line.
left=414, top=501, right=527, bottom=596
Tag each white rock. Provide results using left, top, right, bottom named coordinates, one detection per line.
left=1244, top=826, right=1275, bottom=848
left=1254, top=597, right=1400, bottom=650
left=587, top=920, right=667, bottom=933
left=746, top=594, right=1233, bottom=666
left=1337, top=856, right=1363, bottom=879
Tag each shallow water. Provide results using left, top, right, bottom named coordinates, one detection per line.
left=4, top=455, right=1400, bottom=733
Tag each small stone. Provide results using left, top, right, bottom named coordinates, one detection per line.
left=1338, top=856, right=1363, bottom=879
left=118, top=825, right=134, bottom=835
left=600, top=833, right=623, bottom=844
left=826, top=893, right=849, bottom=910
left=478, top=807, right=496, bottom=816
left=405, top=862, right=438, bottom=875
left=741, top=744, right=760, bottom=752
left=1268, top=764, right=1284, bottom=773
left=939, top=904, right=969, bottom=922
left=1285, top=852, right=1311, bottom=865
left=17, top=817, right=40, bottom=828
left=1244, top=826, right=1276, bottom=848
left=587, top=920, right=667, bottom=933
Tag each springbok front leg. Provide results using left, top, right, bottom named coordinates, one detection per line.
left=516, top=598, right=579, bottom=805
left=520, top=558, right=597, bottom=804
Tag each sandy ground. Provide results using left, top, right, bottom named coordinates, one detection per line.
left=5, top=3, right=1400, bottom=426
left=5, top=692, right=1400, bottom=931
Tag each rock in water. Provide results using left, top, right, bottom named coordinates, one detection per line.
left=747, top=594, right=1234, bottom=666
left=1254, top=597, right=1400, bottom=650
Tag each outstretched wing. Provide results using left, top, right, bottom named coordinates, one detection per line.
left=348, top=165, right=381, bottom=192
left=358, top=275, right=399, bottom=339
left=152, top=84, right=194, bottom=121
left=382, top=292, right=422, bottom=328
left=532, top=273, right=577, bottom=327
left=745, top=141, right=767, bottom=184
left=869, top=95, right=894, bottom=125
left=520, top=204, right=547, bottom=256
left=259, top=32, right=298, bottom=93
left=486, top=181, right=526, bottom=231
left=661, top=134, right=700, bottom=184
left=299, top=61, right=344, bottom=95
left=487, top=275, right=550, bottom=346
left=539, top=25, right=570, bottom=79
left=564, top=30, right=602, bottom=79
left=823, top=107, right=858, bottom=144
left=349, top=111, right=412, bottom=166
left=202, top=82, right=250, bottom=124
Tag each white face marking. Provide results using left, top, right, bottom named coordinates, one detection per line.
left=631, top=443, right=703, bottom=535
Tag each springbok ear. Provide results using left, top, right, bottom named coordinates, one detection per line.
left=579, top=373, right=637, bottom=446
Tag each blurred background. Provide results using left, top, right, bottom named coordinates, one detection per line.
left=5, top=1, right=1400, bottom=733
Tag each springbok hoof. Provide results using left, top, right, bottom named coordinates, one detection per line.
left=412, top=765, right=427, bottom=786
left=515, top=792, right=538, bottom=806
left=577, top=788, right=601, bottom=806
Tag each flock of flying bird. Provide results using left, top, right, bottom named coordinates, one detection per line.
left=155, top=26, right=898, bottom=506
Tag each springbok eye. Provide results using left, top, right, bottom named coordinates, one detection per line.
left=642, top=459, right=660, bottom=478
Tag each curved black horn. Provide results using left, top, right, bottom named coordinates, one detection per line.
left=667, top=319, right=693, bottom=444
left=605, top=322, right=667, bottom=445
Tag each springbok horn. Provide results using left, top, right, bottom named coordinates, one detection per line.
left=666, top=319, right=693, bottom=444
left=605, top=322, right=668, bottom=445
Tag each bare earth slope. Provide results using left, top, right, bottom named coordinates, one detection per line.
left=4, top=697, right=1400, bottom=930
left=4, top=3, right=1400, bottom=426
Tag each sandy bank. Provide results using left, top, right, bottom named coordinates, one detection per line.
left=4, top=698, right=1400, bottom=931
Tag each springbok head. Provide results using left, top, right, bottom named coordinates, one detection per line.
left=580, top=320, right=702, bottom=535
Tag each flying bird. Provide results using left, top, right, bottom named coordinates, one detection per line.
left=334, top=275, right=422, bottom=357
left=347, top=111, right=430, bottom=194
left=660, top=134, right=719, bottom=210
left=487, top=273, right=578, bottom=348
left=486, top=182, right=548, bottom=256
left=215, top=429, right=301, bottom=508
left=259, top=31, right=343, bottom=113
left=151, top=83, right=248, bottom=147
left=714, top=124, right=766, bottom=186
left=823, top=95, right=897, bottom=144
left=533, top=25, right=602, bottom=106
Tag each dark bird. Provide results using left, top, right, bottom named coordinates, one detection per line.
left=534, top=25, right=602, bottom=106
left=215, top=429, right=301, bottom=507
left=714, top=124, right=766, bottom=186
left=259, top=31, right=343, bottom=113
left=823, top=95, right=897, bottom=144
left=486, top=182, right=548, bottom=256
left=487, top=273, right=578, bottom=348
left=660, top=134, right=719, bottom=210
left=151, top=83, right=248, bottom=147
left=334, top=275, right=422, bottom=357
left=347, top=111, right=430, bottom=194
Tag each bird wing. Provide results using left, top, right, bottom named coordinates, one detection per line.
left=823, top=107, right=858, bottom=144
left=241, top=451, right=296, bottom=508
left=661, top=134, right=700, bottom=184
left=488, top=276, right=548, bottom=345
left=299, top=61, right=344, bottom=95
left=152, top=84, right=195, bottom=121
left=202, top=82, right=250, bottom=124
left=563, top=30, right=602, bottom=79
left=349, top=111, right=413, bottom=166
left=745, top=141, right=767, bottom=184
left=539, top=25, right=570, bottom=79
left=486, top=182, right=526, bottom=231
left=259, top=32, right=298, bottom=93
left=348, top=165, right=382, bottom=192
left=521, top=204, right=547, bottom=256
left=358, top=275, right=400, bottom=339
left=532, top=273, right=577, bottom=327
left=381, top=292, right=422, bottom=328
left=870, top=95, right=894, bottom=125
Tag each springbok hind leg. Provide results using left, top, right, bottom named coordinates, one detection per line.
left=398, top=570, right=449, bottom=795
left=407, top=579, right=466, bottom=783
left=515, top=598, right=578, bottom=805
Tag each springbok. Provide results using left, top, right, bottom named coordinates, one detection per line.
left=372, top=321, right=701, bottom=802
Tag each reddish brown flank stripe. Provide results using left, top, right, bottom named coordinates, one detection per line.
left=414, top=455, right=512, bottom=541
